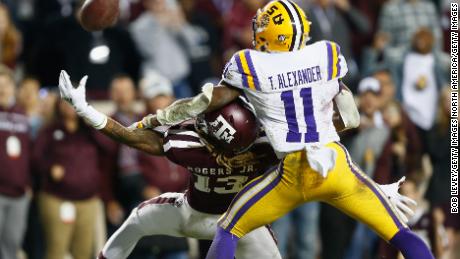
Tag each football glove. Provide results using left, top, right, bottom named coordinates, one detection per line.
left=58, top=70, right=107, bottom=129
left=377, top=177, right=417, bottom=224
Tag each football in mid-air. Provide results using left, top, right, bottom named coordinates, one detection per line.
left=79, top=0, right=119, bottom=31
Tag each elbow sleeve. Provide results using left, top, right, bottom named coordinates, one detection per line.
left=156, top=83, right=214, bottom=125
left=334, top=89, right=360, bottom=129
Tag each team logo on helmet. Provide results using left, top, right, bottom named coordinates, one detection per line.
left=260, top=14, right=270, bottom=29
left=278, top=35, right=287, bottom=43
left=209, top=115, right=236, bottom=144
left=253, top=0, right=311, bottom=52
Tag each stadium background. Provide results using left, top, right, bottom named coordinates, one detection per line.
left=0, top=0, right=457, bottom=258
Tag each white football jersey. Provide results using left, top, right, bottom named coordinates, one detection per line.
left=222, top=41, right=348, bottom=156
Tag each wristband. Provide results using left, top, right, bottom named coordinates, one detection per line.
left=77, top=105, right=108, bottom=130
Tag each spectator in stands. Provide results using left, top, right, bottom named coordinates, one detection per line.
left=38, top=89, right=59, bottom=129
left=179, top=0, right=221, bottom=93
left=18, top=79, right=49, bottom=259
left=349, top=77, right=388, bottom=175
left=378, top=0, right=443, bottom=57
left=0, top=3, right=22, bottom=68
left=372, top=68, right=395, bottom=109
left=0, top=65, right=31, bottom=259
left=400, top=28, right=447, bottom=145
left=272, top=202, right=319, bottom=259
left=373, top=101, right=422, bottom=184
left=133, top=69, right=190, bottom=259
left=108, top=74, right=144, bottom=212
left=17, top=77, right=43, bottom=138
left=362, top=28, right=448, bottom=148
left=130, top=0, right=194, bottom=98
left=33, top=99, right=112, bottom=259
left=345, top=77, right=390, bottom=259
left=425, top=87, right=460, bottom=259
left=29, top=3, right=141, bottom=95
left=222, top=0, right=265, bottom=59
left=307, top=0, right=371, bottom=87
left=138, top=70, right=189, bottom=203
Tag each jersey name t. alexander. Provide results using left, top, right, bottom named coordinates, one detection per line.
left=267, top=65, right=322, bottom=90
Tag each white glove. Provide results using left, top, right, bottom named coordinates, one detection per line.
left=58, top=70, right=107, bottom=129
left=377, top=177, right=417, bottom=224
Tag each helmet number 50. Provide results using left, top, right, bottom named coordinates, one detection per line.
left=281, top=88, right=319, bottom=143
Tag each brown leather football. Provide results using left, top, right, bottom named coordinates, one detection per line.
left=79, top=0, right=119, bottom=31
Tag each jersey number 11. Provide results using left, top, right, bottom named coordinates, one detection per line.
left=281, top=88, right=319, bottom=143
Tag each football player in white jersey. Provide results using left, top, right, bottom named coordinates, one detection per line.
left=130, top=1, right=433, bottom=258
left=59, top=1, right=434, bottom=259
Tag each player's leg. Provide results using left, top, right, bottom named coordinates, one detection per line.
left=99, top=192, right=187, bottom=259
left=236, top=226, right=280, bottom=259
left=180, top=199, right=281, bottom=259
left=326, top=143, right=433, bottom=259
left=207, top=160, right=305, bottom=259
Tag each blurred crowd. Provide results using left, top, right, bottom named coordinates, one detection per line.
left=0, top=0, right=457, bottom=259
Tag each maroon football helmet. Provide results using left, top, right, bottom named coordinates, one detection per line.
left=195, top=98, right=260, bottom=154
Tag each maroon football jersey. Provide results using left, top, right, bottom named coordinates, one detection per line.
left=163, top=121, right=278, bottom=214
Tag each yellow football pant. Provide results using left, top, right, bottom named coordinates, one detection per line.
left=219, top=142, right=407, bottom=241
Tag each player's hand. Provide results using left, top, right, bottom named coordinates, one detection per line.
left=128, top=114, right=160, bottom=130
left=58, top=70, right=108, bottom=129
left=377, top=177, right=417, bottom=223
left=106, top=200, right=125, bottom=226
left=58, top=70, right=89, bottom=113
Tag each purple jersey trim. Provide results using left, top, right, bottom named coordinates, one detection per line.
left=244, top=50, right=260, bottom=90
left=235, top=53, right=250, bottom=89
left=335, top=44, right=341, bottom=77
left=326, top=42, right=333, bottom=81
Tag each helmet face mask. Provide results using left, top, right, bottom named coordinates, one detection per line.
left=252, top=0, right=311, bottom=53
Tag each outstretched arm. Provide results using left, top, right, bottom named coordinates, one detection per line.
left=101, top=118, right=164, bottom=155
left=139, top=82, right=241, bottom=129
left=58, top=70, right=164, bottom=155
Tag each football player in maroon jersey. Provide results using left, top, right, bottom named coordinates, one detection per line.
left=57, top=71, right=281, bottom=259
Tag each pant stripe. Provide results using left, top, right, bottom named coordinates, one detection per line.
left=220, top=163, right=284, bottom=231
left=336, top=142, right=406, bottom=229
left=225, top=164, right=284, bottom=231
left=137, top=197, right=176, bottom=210
left=224, top=164, right=278, bottom=215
